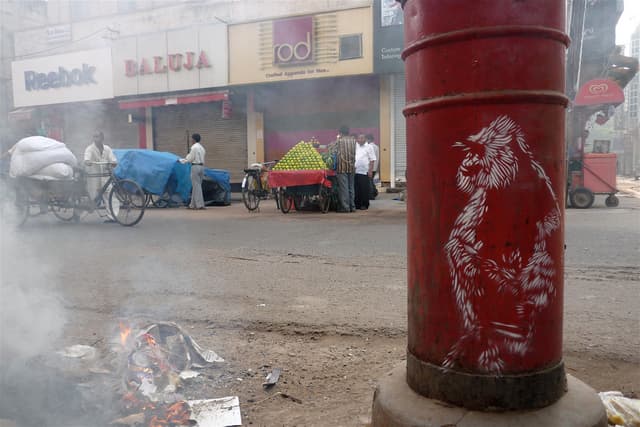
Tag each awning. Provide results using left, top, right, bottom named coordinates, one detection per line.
left=118, top=91, right=229, bottom=110
left=8, top=107, right=35, bottom=122
left=574, top=79, right=624, bottom=107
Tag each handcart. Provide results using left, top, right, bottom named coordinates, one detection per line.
left=269, top=169, right=336, bottom=214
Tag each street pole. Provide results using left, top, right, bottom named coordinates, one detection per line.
left=372, top=1, right=607, bottom=425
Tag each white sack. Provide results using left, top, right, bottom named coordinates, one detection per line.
left=10, top=146, right=77, bottom=177
left=10, top=136, right=65, bottom=153
left=29, top=163, right=75, bottom=181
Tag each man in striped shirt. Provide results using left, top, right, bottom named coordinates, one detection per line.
left=331, top=126, right=357, bottom=212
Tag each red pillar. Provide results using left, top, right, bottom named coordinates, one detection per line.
left=402, top=0, right=569, bottom=409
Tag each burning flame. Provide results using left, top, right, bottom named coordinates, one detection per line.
left=148, top=401, right=192, bottom=427
left=120, top=322, right=132, bottom=346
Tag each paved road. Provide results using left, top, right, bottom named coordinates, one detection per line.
left=0, top=192, right=638, bottom=425
left=1, top=193, right=637, bottom=351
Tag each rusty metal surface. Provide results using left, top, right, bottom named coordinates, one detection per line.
left=406, top=352, right=567, bottom=410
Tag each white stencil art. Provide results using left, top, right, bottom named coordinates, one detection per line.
left=442, top=115, right=561, bottom=374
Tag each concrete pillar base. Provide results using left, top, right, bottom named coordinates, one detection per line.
left=371, top=363, right=607, bottom=427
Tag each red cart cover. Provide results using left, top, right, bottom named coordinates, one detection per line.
left=269, top=169, right=334, bottom=188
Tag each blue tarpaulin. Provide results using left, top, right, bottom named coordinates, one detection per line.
left=113, top=149, right=230, bottom=204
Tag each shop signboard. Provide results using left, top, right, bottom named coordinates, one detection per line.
left=229, top=7, right=373, bottom=85
left=112, top=24, right=228, bottom=96
left=11, top=48, right=113, bottom=107
left=373, top=0, right=404, bottom=74
left=273, top=16, right=314, bottom=66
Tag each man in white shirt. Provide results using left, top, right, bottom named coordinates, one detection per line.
left=84, top=131, right=117, bottom=205
left=180, top=133, right=206, bottom=209
left=354, top=134, right=376, bottom=210
left=366, top=134, right=379, bottom=200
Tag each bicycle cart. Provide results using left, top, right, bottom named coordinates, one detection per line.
left=1, top=162, right=146, bottom=227
left=241, top=161, right=280, bottom=211
left=113, top=149, right=231, bottom=208
left=269, top=169, right=335, bottom=214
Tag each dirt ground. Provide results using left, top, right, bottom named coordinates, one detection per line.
left=1, top=191, right=639, bottom=426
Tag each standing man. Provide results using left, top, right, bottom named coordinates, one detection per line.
left=355, top=134, right=376, bottom=210
left=180, top=133, right=206, bottom=210
left=330, top=126, right=357, bottom=212
left=84, top=131, right=117, bottom=205
left=366, top=134, right=379, bottom=200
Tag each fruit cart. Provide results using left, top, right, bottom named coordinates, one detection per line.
left=269, top=169, right=335, bottom=213
left=268, top=141, right=336, bottom=214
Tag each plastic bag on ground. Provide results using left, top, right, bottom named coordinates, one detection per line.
left=599, top=391, right=640, bottom=427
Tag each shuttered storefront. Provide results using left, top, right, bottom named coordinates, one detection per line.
left=63, top=100, right=139, bottom=157
left=153, top=98, right=247, bottom=182
left=392, top=74, right=407, bottom=182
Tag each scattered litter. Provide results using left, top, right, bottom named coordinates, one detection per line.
left=263, top=368, right=281, bottom=388
left=249, top=391, right=302, bottom=406
left=599, top=391, right=640, bottom=427
left=89, top=367, right=111, bottom=375
left=179, top=370, right=201, bottom=380
left=256, top=304, right=266, bottom=308
left=57, top=344, right=97, bottom=360
left=236, top=377, right=243, bottom=382
left=188, top=396, right=242, bottom=427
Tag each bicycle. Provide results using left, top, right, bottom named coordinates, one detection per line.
left=241, top=161, right=279, bottom=211
left=1, top=161, right=146, bottom=227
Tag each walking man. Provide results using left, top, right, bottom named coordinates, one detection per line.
left=331, top=126, right=357, bottom=212
left=355, top=134, right=376, bottom=210
left=180, top=133, right=206, bottom=209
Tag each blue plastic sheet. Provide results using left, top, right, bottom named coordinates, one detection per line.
left=113, top=149, right=230, bottom=204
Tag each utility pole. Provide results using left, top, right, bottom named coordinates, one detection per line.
left=372, top=1, right=607, bottom=426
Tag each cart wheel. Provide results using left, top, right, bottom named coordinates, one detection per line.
left=319, top=187, right=330, bottom=213
left=569, top=187, right=594, bottom=209
left=279, top=188, right=293, bottom=213
left=52, top=198, right=78, bottom=222
left=242, top=174, right=260, bottom=211
left=151, top=192, right=171, bottom=208
left=605, top=194, right=619, bottom=208
left=109, top=179, right=146, bottom=226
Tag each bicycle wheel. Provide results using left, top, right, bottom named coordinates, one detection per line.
left=279, top=188, right=293, bottom=213
left=109, top=179, right=146, bottom=226
left=242, top=173, right=260, bottom=211
left=318, top=187, right=330, bottom=214
left=151, top=192, right=171, bottom=208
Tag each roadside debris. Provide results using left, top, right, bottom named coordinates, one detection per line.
left=57, top=344, right=97, bottom=359
left=599, top=391, right=640, bottom=427
left=263, top=368, right=281, bottom=388
left=189, top=397, right=242, bottom=427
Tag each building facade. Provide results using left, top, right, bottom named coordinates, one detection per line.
left=7, top=0, right=414, bottom=184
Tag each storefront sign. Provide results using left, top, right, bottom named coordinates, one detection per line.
left=24, top=64, right=96, bottom=91
left=112, top=25, right=227, bottom=96
left=124, top=51, right=211, bottom=76
left=273, top=16, right=314, bottom=66
left=46, top=25, right=72, bottom=44
left=373, top=0, right=404, bottom=74
left=229, top=7, right=373, bottom=85
left=12, top=48, right=113, bottom=107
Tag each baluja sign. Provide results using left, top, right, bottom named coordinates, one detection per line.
left=273, top=16, right=314, bottom=66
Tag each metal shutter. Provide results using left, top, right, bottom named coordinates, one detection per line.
left=154, top=101, right=247, bottom=182
left=393, top=74, right=407, bottom=181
